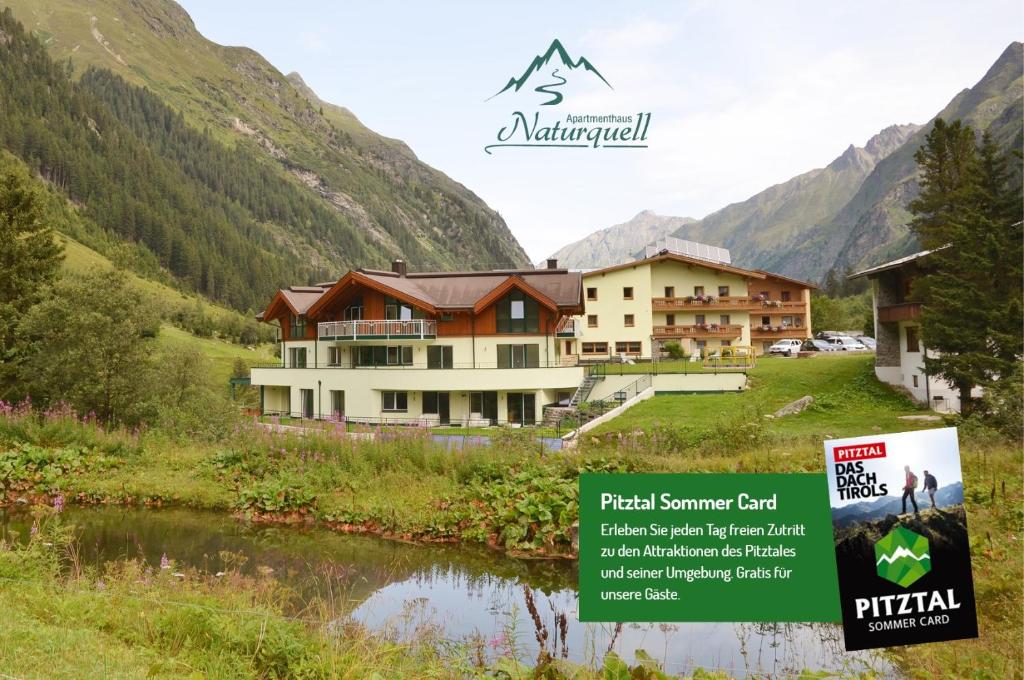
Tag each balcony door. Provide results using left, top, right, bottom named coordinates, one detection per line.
left=470, top=391, right=498, bottom=425
left=299, top=389, right=314, bottom=419
left=506, top=392, right=536, bottom=426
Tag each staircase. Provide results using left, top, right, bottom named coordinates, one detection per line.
left=569, top=371, right=603, bottom=407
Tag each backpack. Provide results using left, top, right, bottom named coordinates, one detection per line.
left=908, top=473, right=918, bottom=488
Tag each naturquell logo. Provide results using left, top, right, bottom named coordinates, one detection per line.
left=484, top=39, right=651, bottom=154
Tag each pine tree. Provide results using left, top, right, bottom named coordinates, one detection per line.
left=908, top=119, right=1023, bottom=414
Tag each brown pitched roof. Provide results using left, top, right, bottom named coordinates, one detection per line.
left=265, top=267, right=583, bottom=321
left=755, top=270, right=819, bottom=289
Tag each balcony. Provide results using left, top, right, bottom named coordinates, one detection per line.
left=555, top=317, right=583, bottom=338
left=652, top=296, right=756, bottom=311
left=652, top=297, right=807, bottom=312
left=878, top=302, right=922, bottom=323
left=652, top=323, right=744, bottom=339
left=751, top=325, right=806, bottom=337
left=318, top=319, right=437, bottom=341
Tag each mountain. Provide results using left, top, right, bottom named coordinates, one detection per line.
left=1, top=0, right=529, bottom=310
left=664, top=123, right=921, bottom=277
left=831, top=483, right=964, bottom=528
left=544, top=210, right=696, bottom=269
left=783, top=41, right=1024, bottom=281
left=549, top=42, right=1022, bottom=282
left=490, top=38, right=612, bottom=102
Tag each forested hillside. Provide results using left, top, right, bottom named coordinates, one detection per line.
left=0, top=3, right=529, bottom=310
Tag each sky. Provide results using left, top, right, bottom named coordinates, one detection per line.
left=824, top=428, right=963, bottom=508
left=176, top=1, right=1023, bottom=262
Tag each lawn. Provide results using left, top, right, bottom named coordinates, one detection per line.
left=157, top=325, right=275, bottom=386
left=590, top=353, right=932, bottom=442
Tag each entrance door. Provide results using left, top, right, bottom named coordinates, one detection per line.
left=506, top=392, right=536, bottom=425
left=437, top=392, right=450, bottom=425
left=299, top=389, right=314, bottom=419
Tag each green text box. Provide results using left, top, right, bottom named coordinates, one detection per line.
left=579, top=473, right=840, bottom=622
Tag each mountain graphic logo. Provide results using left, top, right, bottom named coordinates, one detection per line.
left=488, top=39, right=612, bottom=106
left=874, top=526, right=931, bottom=587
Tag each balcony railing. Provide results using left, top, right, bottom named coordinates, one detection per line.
left=652, top=297, right=807, bottom=311
left=318, top=319, right=437, bottom=341
left=652, top=323, right=744, bottom=338
left=878, top=302, right=922, bottom=323
left=750, top=325, right=806, bottom=335
left=555, top=317, right=583, bottom=338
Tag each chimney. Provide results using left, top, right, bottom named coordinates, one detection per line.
left=546, top=258, right=558, bottom=270
left=391, top=259, right=407, bottom=276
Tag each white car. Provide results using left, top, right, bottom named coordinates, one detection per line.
left=827, top=336, right=868, bottom=351
left=768, top=339, right=803, bottom=356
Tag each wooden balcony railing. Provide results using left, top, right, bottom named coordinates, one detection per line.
left=652, top=323, right=744, bottom=338
left=878, top=302, right=922, bottom=323
left=652, top=297, right=808, bottom=311
left=318, top=319, right=437, bottom=341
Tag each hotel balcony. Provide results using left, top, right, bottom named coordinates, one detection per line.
left=750, top=325, right=807, bottom=337
left=555, top=317, right=583, bottom=338
left=878, top=302, right=922, bottom=323
left=652, top=297, right=808, bottom=312
left=652, top=323, right=744, bottom=339
left=318, top=319, right=437, bottom=341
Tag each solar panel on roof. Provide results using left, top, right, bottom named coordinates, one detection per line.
left=643, top=236, right=731, bottom=264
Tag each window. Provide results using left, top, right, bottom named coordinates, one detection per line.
left=581, top=342, right=609, bottom=354
left=695, top=314, right=705, bottom=325
left=664, top=286, right=675, bottom=298
left=760, top=291, right=769, bottom=299
left=782, top=315, right=793, bottom=327
left=623, top=286, right=634, bottom=300
left=440, top=312, right=455, bottom=322
left=721, top=340, right=731, bottom=347
left=506, top=392, right=536, bottom=425
left=694, top=286, right=704, bottom=296
left=343, top=298, right=364, bottom=321
left=624, top=314, right=635, bottom=327
left=299, top=389, right=313, bottom=418
left=427, top=345, right=453, bottom=369
left=496, top=290, right=539, bottom=333
left=587, top=314, right=598, bottom=328
left=906, top=326, right=920, bottom=353
left=384, top=296, right=420, bottom=321
left=387, top=346, right=413, bottom=365
left=781, top=291, right=792, bottom=302
left=327, top=346, right=342, bottom=367
left=718, top=286, right=730, bottom=297
left=289, top=315, right=306, bottom=340
left=586, top=287, right=598, bottom=301
left=497, top=344, right=539, bottom=368
left=762, top=342, right=773, bottom=352
left=329, top=390, right=344, bottom=418
left=761, top=315, right=771, bottom=325
left=720, top=315, right=730, bottom=325
left=288, top=347, right=307, bottom=368
left=355, top=346, right=411, bottom=367
left=615, top=341, right=642, bottom=354
left=423, top=391, right=439, bottom=414
left=665, top=314, right=676, bottom=326
left=912, top=375, right=919, bottom=388
left=695, top=340, right=707, bottom=349
left=903, top=279, right=913, bottom=299
left=382, top=391, right=408, bottom=412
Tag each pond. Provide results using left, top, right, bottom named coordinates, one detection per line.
left=0, top=506, right=895, bottom=678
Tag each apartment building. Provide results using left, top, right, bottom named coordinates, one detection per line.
left=250, top=260, right=585, bottom=425
left=850, top=248, right=978, bottom=412
left=568, top=250, right=814, bottom=359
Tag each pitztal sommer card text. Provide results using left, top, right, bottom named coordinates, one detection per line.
left=824, top=428, right=978, bottom=651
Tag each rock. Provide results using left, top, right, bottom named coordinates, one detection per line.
left=772, top=395, right=814, bottom=418
left=570, top=521, right=580, bottom=553
left=14, top=497, right=28, bottom=505
left=763, top=414, right=775, bottom=420
left=898, top=415, right=943, bottom=422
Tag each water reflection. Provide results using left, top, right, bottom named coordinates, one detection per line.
left=1, top=507, right=895, bottom=677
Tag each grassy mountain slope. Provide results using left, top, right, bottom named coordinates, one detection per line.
left=3, top=0, right=529, bottom=299
left=665, top=123, right=920, bottom=275
left=544, top=210, right=696, bottom=269
left=798, top=41, right=1024, bottom=280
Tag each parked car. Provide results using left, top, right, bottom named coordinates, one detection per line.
left=768, top=339, right=803, bottom=356
left=856, top=336, right=877, bottom=350
left=800, top=338, right=841, bottom=352
left=827, top=336, right=868, bottom=351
